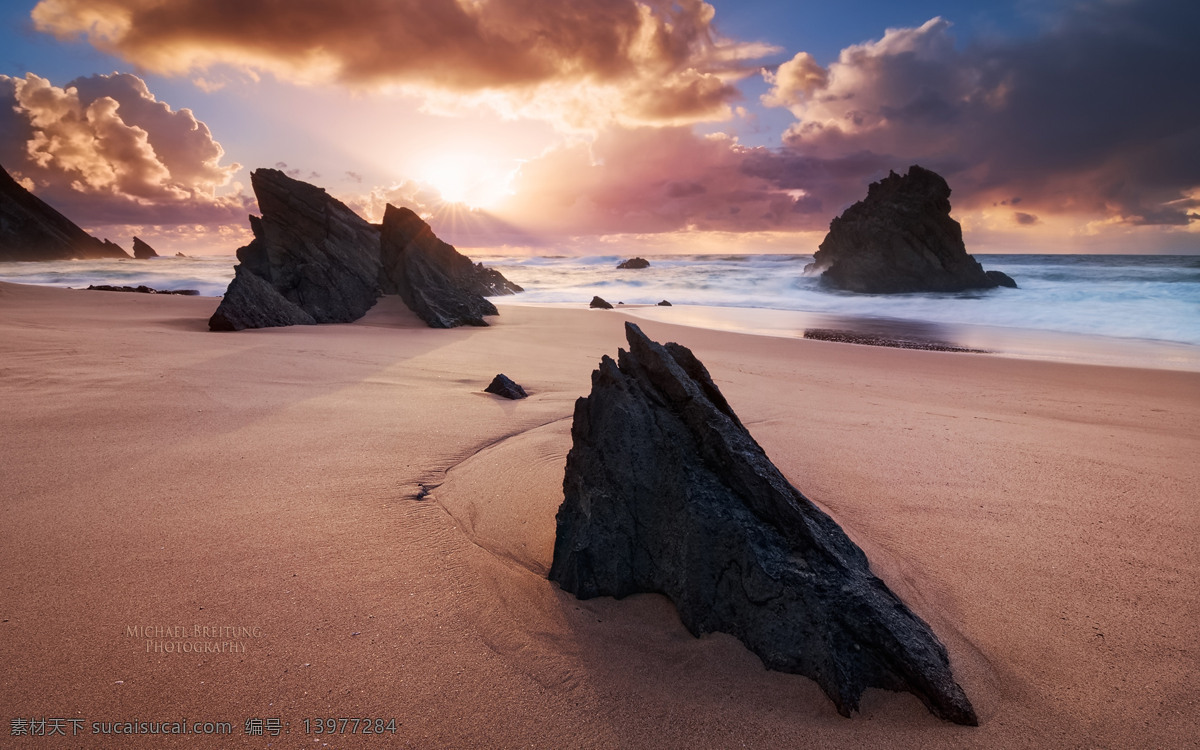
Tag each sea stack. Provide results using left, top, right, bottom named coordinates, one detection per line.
left=132, top=237, right=159, bottom=259
left=550, top=322, right=977, bottom=725
left=807, top=165, right=1015, bottom=293
left=0, top=163, right=131, bottom=261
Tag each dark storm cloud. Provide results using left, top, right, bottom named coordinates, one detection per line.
left=760, top=0, right=1200, bottom=227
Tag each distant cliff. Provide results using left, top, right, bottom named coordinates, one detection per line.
left=0, top=164, right=130, bottom=261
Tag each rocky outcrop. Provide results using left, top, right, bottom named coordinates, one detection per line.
left=87, top=284, right=198, bottom=295
left=208, top=169, right=382, bottom=330
left=484, top=374, right=528, bottom=400
left=378, top=205, right=520, bottom=328
left=589, top=296, right=613, bottom=309
left=209, top=169, right=521, bottom=331
left=617, top=257, right=650, bottom=269
left=657, top=300, right=672, bottom=306
left=0, top=164, right=130, bottom=261
left=807, top=165, right=1014, bottom=293
left=132, top=237, right=158, bottom=259
left=549, top=323, right=977, bottom=725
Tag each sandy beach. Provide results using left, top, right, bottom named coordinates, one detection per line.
left=1, top=280, right=1197, bottom=748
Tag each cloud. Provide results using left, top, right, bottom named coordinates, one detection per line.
left=0, top=72, right=250, bottom=232
left=30, top=0, right=774, bottom=128
left=759, top=0, right=1200, bottom=227
left=487, top=126, right=827, bottom=237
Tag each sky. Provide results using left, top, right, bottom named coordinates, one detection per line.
left=1, top=0, right=1197, bottom=256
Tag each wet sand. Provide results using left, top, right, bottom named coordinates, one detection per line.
left=1, top=281, right=1197, bottom=748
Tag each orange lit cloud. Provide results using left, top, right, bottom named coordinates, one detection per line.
left=0, top=72, right=250, bottom=235
left=31, top=0, right=773, bottom=127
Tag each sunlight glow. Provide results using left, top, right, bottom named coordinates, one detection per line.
left=417, top=153, right=515, bottom=209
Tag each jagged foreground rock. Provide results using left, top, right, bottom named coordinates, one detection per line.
left=807, top=165, right=1015, bottom=293
left=379, top=205, right=521, bottom=328
left=210, top=169, right=520, bottom=331
left=549, top=323, right=977, bottom=725
left=1, top=163, right=130, bottom=261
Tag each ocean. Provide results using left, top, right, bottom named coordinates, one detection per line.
left=2, top=253, right=1198, bottom=368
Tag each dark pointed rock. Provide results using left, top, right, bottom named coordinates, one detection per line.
left=484, top=373, right=528, bottom=400
left=589, top=296, right=613, bottom=309
left=208, top=169, right=383, bottom=331
left=0, top=163, right=131, bottom=261
left=657, top=300, right=672, bottom=306
left=378, top=204, right=519, bottom=328
left=549, top=322, right=977, bottom=725
left=617, top=257, right=650, bottom=269
left=132, top=236, right=159, bottom=259
left=808, top=165, right=1014, bottom=293
left=208, top=266, right=316, bottom=331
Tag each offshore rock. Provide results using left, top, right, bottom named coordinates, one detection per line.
left=808, top=165, right=1014, bottom=293
left=549, top=323, right=977, bottom=725
left=484, top=373, right=528, bottom=400
left=378, top=204, right=519, bottom=328
left=617, top=257, right=650, bottom=269
left=657, top=300, right=672, bottom=306
left=87, top=284, right=198, bottom=295
left=132, top=237, right=159, bottom=259
left=589, top=296, right=614, bottom=309
left=208, top=169, right=383, bottom=330
left=0, top=164, right=131, bottom=261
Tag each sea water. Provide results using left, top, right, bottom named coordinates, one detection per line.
left=2, top=253, right=1198, bottom=355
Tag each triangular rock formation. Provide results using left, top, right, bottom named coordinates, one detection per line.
left=550, top=323, right=977, bottom=725
left=209, top=169, right=521, bottom=331
left=0, top=164, right=130, bottom=261
left=808, top=165, right=1014, bottom=293
left=209, top=169, right=382, bottom=330
left=379, top=204, right=522, bottom=328
left=132, top=237, right=159, bottom=259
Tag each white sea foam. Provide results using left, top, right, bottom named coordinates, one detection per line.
left=483, top=253, right=1200, bottom=347
left=3, top=253, right=1198, bottom=349
left=0, top=256, right=236, bottom=298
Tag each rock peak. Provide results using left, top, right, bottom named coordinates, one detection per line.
left=550, top=322, right=977, bottom=724
left=0, top=163, right=131, bottom=261
left=809, top=165, right=1014, bottom=293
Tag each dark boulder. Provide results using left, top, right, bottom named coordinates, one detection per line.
left=208, top=169, right=383, bottom=330
left=132, top=237, right=159, bottom=259
left=657, top=300, right=672, bottom=306
left=985, top=270, right=1017, bottom=288
left=484, top=373, right=528, bottom=400
left=808, top=165, right=1014, bottom=293
left=549, top=322, right=977, bottom=725
left=589, top=296, right=613, bottom=309
left=378, top=204, right=519, bottom=328
left=0, top=163, right=130, bottom=261
left=617, top=257, right=650, bottom=269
